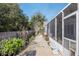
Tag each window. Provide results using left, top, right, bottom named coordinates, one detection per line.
left=51, top=19, right=55, bottom=39
left=65, top=24, right=74, bottom=39
left=49, top=19, right=55, bottom=40
left=64, top=15, right=76, bottom=40
left=57, top=13, right=62, bottom=44
left=64, top=39, right=69, bottom=50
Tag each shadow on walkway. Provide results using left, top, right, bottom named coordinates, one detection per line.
left=25, top=50, right=36, bottom=56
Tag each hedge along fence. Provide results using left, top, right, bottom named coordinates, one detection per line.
left=0, top=31, right=35, bottom=56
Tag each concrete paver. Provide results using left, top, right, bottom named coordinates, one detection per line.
left=18, top=34, right=53, bottom=56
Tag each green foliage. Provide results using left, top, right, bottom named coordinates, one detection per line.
left=27, top=21, right=33, bottom=30
left=44, top=35, right=50, bottom=45
left=0, top=38, right=25, bottom=56
left=26, top=31, right=35, bottom=43
left=0, top=4, right=29, bottom=32
left=31, top=12, right=46, bottom=34
left=29, top=36, right=35, bottom=43
left=45, top=35, right=49, bottom=41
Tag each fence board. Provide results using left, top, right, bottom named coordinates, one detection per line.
left=0, top=31, right=29, bottom=40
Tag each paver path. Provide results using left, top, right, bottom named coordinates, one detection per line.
left=18, top=34, right=53, bottom=56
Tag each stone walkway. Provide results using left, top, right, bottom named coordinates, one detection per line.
left=18, top=34, right=53, bottom=56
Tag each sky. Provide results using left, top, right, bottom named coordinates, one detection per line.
left=19, top=3, right=68, bottom=23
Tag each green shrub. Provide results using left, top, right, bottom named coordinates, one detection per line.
left=0, top=38, right=25, bottom=56
left=29, top=36, right=35, bottom=43
left=45, top=35, right=49, bottom=41
left=26, top=32, right=35, bottom=43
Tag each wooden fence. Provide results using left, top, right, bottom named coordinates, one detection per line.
left=0, top=31, right=30, bottom=40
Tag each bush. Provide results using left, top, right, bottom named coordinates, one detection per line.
left=29, top=36, right=35, bottom=43
left=44, top=35, right=49, bottom=41
left=26, top=31, right=35, bottom=43
left=0, top=38, right=25, bottom=56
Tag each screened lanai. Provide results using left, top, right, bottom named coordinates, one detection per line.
left=63, top=3, right=77, bottom=56
left=47, top=3, right=79, bottom=56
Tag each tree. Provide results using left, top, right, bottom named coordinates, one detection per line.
left=27, top=20, right=33, bottom=30
left=0, top=3, right=29, bottom=32
left=31, top=12, right=46, bottom=34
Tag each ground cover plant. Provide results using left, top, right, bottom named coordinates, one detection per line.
left=0, top=38, right=25, bottom=56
